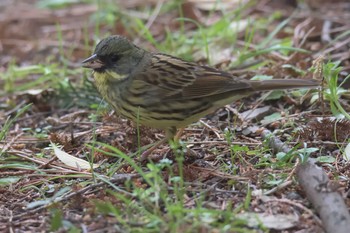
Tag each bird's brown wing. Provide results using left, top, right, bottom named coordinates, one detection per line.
left=181, top=66, right=252, bottom=98
left=133, top=53, right=252, bottom=100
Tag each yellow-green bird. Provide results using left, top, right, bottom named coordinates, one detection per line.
left=82, top=35, right=319, bottom=160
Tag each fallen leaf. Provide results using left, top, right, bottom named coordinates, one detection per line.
left=51, top=143, right=99, bottom=170
left=237, top=212, right=299, bottom=230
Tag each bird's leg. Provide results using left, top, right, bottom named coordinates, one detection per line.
left=168, top=127, right=198, bottom=160
left=166, top=126, right=179, bottom=149
left=169, top=127, right=185, bottom=153
left=174, top=128, right=184, bottom=142
left=139, top=127, right=177, bottom=162
left=140, top=127, right=199, bottom=162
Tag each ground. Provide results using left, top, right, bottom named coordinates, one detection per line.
left=1, top=0, right=350, bottom=232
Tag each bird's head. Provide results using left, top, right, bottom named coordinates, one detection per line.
left=82, top=35, right=146, bottom=75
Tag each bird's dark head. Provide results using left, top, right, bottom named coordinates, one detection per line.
left=82, top=35, right=146, bottom=75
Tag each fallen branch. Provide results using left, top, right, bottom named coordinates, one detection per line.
left=296, top=159, right=350, bottom=233
left=261, top=129, right=350, bottom=233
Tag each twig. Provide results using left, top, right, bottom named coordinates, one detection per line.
left=188, top=165, right=249, bottom=181
left=133, top=0, right=164, bottom=44
left=263, top=180, right=293, bottom=195
left=6, top=149, right=92, bottom=175
left=1, top=132, right=23, bottom=154
left=199, top=120, right=223, bottom=140
left=188, top=140, right=261, bottom=145
left=319, top=36, right=350, bottom=57
left=11, top=174, right=138, bottom=221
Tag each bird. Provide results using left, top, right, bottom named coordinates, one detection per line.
left=82, top=35, right=319, bottom=160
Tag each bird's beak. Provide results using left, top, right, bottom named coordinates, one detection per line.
left=82, top=54, right=104, bottom=69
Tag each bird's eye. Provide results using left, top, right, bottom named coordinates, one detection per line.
left=110, top=55, right=120, bottom=63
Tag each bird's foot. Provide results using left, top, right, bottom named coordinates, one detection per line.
left=139, top=138, right=167, bottom=162
left=139, top=143, right=201, bottom=164
left=164, top=144, right=201, bottom=163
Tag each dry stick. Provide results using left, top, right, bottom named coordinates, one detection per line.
left=199, top=120, right=223, bottom=140
left=1, top=132, right=23, bottom=154
left=10, top=174, right=138, bottom=221
left=261, top=129, right=350, bottom=233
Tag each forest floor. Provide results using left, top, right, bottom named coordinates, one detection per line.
left=1, top=0, right=350, bottom=232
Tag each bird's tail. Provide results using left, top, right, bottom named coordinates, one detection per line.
left=250, top=79, right=320, bottom=91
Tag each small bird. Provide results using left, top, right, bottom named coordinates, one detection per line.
left=82, top=35, right=319, bottom=160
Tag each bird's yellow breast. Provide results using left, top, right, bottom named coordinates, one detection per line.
left=93, top=71, right=139, bottom=120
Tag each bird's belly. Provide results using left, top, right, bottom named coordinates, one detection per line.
left=113, top=97, right=216, bottom=129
